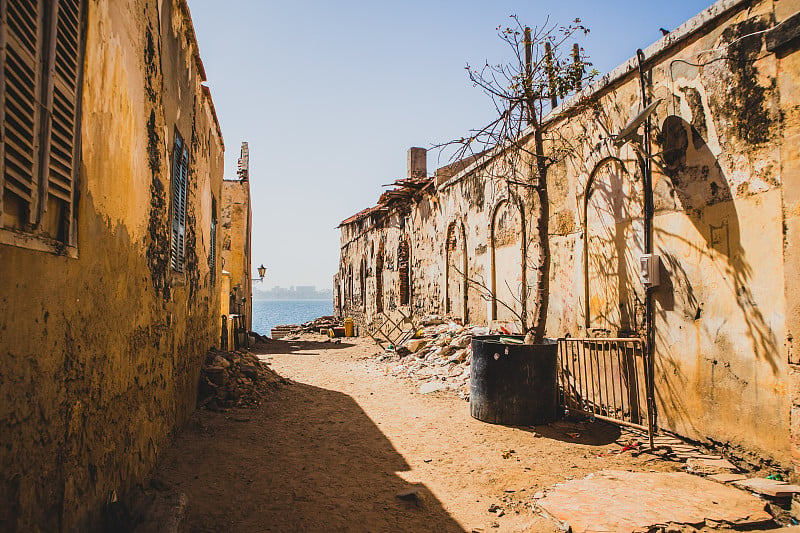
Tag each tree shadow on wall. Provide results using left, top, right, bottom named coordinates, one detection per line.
left=652, top=115, right=781, bottom=425
left=584, top=155, right=646, bottom=335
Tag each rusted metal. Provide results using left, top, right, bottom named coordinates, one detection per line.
left=557, top=337, right=653, bottom=440
left=367, top=308, right=415, bottom=347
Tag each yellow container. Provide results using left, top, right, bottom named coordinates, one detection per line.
left=343, top=317, right=354, bottom=337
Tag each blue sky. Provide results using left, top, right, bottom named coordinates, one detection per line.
left=187, top=0, right=715, bottom=289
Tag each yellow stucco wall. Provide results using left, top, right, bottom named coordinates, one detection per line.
left=221, top=178, right=252, bottom=331
left=0, top=0, right=225, bottom=529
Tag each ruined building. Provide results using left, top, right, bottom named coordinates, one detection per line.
left=337, top=0, right=800, bottom=472
left=220, top=141, right=254, bottom=349
left=0, top=0, right=227, bottom=529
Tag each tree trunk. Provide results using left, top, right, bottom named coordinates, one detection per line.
left=531, top=126, right=550, bottom=343
left=523, top=28, right=551, bottom=344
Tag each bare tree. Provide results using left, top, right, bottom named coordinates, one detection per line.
left=437, top=16, right=596, bottom=343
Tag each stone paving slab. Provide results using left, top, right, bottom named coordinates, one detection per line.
left=536, top=469, right=772, bottom=532
left=735, top=477, right=800, bottom=497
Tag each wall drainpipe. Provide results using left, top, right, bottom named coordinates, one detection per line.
left=637, top=48, right=657, bottom=450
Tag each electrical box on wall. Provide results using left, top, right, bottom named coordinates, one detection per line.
left=640, top=254, right=661, bottom=288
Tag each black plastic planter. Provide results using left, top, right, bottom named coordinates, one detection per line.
left=470, top=335, right=558, bottom=425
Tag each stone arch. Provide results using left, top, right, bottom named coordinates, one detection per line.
left=446, top=219, right=468, bottom=321
left=359, top=255, right=367, bottom=311
left=346, top=263, right=353, bottom=309
left=490, top=197, right=525, bottom=323
left=397, top=239, right=411, bottom=307
left=375, top=241, right=384, bottom=313
left=583, top=156, right=644, bottom=334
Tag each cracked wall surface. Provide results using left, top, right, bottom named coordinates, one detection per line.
left=338, top=0, right=800, bottom=469
left=0, top=0, right=225, bottom=529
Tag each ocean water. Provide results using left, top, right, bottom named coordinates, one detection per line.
left=252, top=299, right=334, bottom=337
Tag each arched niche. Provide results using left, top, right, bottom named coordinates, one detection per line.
left=583, top=156, right=644, bottom=334
left=397, top=239, right=411, bottom=307
left=375, top=241, right=384, bottom=313
left=359, top=255, right=367, bottom=310
left=490, top=198, right=525, bottom=323
left=446, top=220, right=468, bottom=321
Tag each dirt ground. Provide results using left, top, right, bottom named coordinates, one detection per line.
left=152, top=334, right=685, bottom=532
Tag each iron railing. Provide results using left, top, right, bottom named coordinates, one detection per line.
left=557, top=337, right=653, bottom=441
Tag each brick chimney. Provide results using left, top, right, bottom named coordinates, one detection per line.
left=407, top=147, right=427, bottom=179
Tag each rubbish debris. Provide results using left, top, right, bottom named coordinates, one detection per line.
left=379, top=320, right=480, bottom=400
left=271, top=316, right=339, bottom=339
left=198, top=348, right=284, bottom=409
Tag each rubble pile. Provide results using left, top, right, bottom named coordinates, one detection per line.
left=301, top=315, right=338, bottom=334
left=198, top=348, right=283, bottom=409
left=271, top=316, right=338, bottom=339
left=380, top=317, right=488, bottom=400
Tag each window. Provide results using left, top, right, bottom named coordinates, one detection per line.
left=375, top=244, right=384, bottom=313
left=359, top=255, right=366, bottom=310
left=398, top=240, right=410, bottom=306
left=1, top=0, right=85, bottom=253
left=170, top=132, right=189, bottom=272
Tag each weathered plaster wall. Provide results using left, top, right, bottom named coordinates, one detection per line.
left=0, top=0, right=224, bottom=529
left=338, top=0, right=798, bottom=466
left=221, top=175, right=252, bottom=330
left=774, top=1, right=800, bottom=474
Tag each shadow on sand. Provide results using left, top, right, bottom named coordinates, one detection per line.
left=158, top=378, right=465, bottom=532
left=252, top=337, right=356, bottom=356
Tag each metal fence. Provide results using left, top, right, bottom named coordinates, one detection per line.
left=557, top=337, right=653, bottom=437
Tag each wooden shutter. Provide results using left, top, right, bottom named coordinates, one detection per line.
left=45, top=0, right=80, bottom=206
left=171, top=134, right=188, bottom=272
left=2, top=0, right=43, bottom=223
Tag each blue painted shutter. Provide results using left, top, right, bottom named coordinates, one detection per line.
left=171, top=135, right=188, bottom=272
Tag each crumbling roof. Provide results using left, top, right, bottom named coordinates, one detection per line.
left=378, top=176, right=433, bottom=206
left=338, top=175, right=433, bottom=228
left=337, top=205, right=386, bottom=228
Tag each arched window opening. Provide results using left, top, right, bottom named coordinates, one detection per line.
left=375, top=243, right=384, bottom=313
left=446, top=221, right=468, bottom=321
left=398, top=240, right=411, bottom=307
left=360, top=255, right=367, bottom=310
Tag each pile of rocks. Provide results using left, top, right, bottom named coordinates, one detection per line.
left=198, top=348, right=283, bottom=409
left=302, top=315, right=338, bottom=333
left=271, top=315, right=339, bottom=339
left=380, top=318, right=488, bottom=401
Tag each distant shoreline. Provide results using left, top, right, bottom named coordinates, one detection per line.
left=252, top=298, right=332, bottom=302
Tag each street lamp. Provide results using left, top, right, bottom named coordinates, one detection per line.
left=253, top=264, right=266, bottom=282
